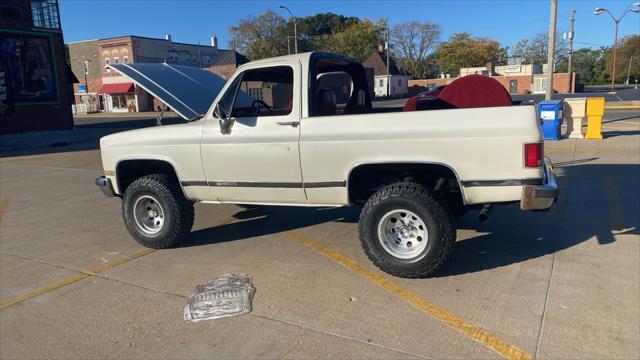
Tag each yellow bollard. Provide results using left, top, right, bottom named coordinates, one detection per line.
left=585, top=97, right=604, bottom=139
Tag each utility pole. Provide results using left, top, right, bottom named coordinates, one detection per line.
left=567, top=9, right=575, bottom=93
left=627, top=55, right=635, bottom=85
left=279, top=6, right=297, bottom=54
left=545, top=0, right=558, bottom=100
left=386, top=28, right=390, bottom=97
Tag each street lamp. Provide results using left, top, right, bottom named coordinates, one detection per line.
left=594, top=2, right=640, bottom=92
left=279, top=5, right=297, bottom=54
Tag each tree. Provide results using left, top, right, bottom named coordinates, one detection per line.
left=434, top=33, right=508, bottom=77
left=229, top=10, right=288, bottom=60
left=391, top=21, right=441, bottom=78
left=324, top=19, right=383, bottom=62
left=605, top=34, right=640, bottom=84
left=511, top=32, right=568, bottom=66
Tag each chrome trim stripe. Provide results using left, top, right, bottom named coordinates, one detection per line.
left=303, top=181, right=347, bottom=188
left=181, top=181, right=208, bottom=187
left=180, top=181, right=346, bottom=188
left=461, top=178, right=544, bottom=187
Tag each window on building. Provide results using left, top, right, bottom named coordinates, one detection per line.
left=30, top=0, right=60, bottom=29
left=114, top=57, right=119, bottom=64
left=123, top=56, right=129, bottom=64
left=202, top=55, right=211, bottom=65
left=397, top=79, right=402, bottom=86
left=379, top=79, right=384, bottom=87
left=168, top=51, right=178, bottom=62
left=104, top=58, right=110, bottom=72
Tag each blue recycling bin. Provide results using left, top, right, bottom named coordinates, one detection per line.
left=537, top=100, right=564, bottom=140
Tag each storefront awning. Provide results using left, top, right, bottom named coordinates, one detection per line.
left=100, top=83, right=134, bottom=94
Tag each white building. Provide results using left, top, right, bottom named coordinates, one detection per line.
left=363, top=47, right=412, bottom=98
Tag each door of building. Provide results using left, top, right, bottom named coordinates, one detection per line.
left=509, top=80, right=518, bottom=94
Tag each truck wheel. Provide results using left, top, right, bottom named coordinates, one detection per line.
left=359, top=182, right=455, bottom=278
left=122, top=174, right=194, bottom=249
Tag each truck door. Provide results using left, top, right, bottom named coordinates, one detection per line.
left=200, top=60, right=306, bottom=204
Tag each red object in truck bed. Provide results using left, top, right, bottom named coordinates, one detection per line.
left=403, top=75, right=512, bottom=111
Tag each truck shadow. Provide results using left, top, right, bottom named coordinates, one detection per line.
left=436, top=162, right=639, bottom=277
left=184, top=163, right=638, bottom=278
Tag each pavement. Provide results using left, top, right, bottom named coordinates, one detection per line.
left=0, top=109, right=638, bottom=359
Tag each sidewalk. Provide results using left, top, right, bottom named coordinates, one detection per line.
left=73, top=111, right=179, bottom=119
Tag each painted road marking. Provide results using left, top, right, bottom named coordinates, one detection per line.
left=604, top=105, right=640, bottom=109
left=604, top=176, right=625, bottom=232
left=286, top=230, right=533, bottom=360
left=0, top=198, right=9, bottom=220
left=0, top=248, right=156, bottom=310
left=0, top=215, right=237, bottom=310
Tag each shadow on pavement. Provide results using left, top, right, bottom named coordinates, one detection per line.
left=182, top=163, right=639, bottom=278
left=603, top=130, right=640, bottom=139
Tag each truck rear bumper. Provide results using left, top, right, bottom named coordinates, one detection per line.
left=520, top=157, right=558, bottom=211
left=95, top=176, right=115, bottom=198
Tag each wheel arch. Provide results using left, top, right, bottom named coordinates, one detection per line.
left=115, top=157, right=189, bottom=199
left=346, top=161, right=466, bottom=206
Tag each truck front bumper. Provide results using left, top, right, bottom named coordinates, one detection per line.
left=520, top=157, right=558, bottom=211
left=95, top=176, right=115, bottom=198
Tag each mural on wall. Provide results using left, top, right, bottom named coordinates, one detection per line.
left=0, top=31, right=58, bottom=104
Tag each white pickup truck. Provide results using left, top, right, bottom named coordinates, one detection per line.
left=96, top=52, right=558, bottom=278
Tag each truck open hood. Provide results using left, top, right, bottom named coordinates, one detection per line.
left=106, top=63, right=227, bottom=121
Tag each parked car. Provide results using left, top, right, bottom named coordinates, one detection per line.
left=96, top=52, right=558, bottom=278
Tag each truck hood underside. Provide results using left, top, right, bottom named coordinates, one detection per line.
left=106, top=63, right=227, bottom=121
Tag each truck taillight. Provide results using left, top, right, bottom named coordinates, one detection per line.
left=524, top=142, right=543, bottom=168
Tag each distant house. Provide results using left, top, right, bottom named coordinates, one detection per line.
left=362, top=45, right=412, bottom=98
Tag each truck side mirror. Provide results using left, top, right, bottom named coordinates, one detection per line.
left=214, top=103, right=234, bottom=135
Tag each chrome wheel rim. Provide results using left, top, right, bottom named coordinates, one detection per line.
left=377, top=209, right=428, bottom=260
left=133, top=195, right=165, bottom=235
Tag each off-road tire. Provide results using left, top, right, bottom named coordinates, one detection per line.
left=122, top=174, right=194, bottom=249
left=359, top=182, right=456, bottom=278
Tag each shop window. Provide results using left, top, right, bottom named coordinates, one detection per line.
left=30, top=0, right=60, bottom=29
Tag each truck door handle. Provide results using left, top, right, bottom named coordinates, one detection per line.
left=277, top=121, right=299, bottom=127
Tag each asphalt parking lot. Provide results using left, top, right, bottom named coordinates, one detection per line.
left=1, top=109, right=638, bottom=359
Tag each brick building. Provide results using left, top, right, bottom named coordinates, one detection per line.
left=0, top=0, right=74, bottom=134
left=409, top=62, right=580, bottom=97
left=69, top=34, right=247, bottom=113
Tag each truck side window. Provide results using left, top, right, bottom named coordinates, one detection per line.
left=231, top=66, right=293, bottom=118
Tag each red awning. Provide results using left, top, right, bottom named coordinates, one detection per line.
left=100, top=83, right=134, bottom=94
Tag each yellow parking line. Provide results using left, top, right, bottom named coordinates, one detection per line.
left=604, top=176, right=625, bottom=231
left=0, top=198, right=9, bottom=220
left=604, top=105, right=640, bottom=109
left=286, top=231, right=533, bottom=360
left=0, top=248, right=156, bottom=310
left=0, top=215, right=237, bottom=310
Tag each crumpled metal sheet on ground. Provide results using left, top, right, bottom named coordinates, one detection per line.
left=183, top=274, right=255, bottom=322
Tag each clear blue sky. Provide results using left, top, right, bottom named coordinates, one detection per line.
left=61, top=0, right=640, bottom=51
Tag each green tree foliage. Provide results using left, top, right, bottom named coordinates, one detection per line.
left=229, top=10, right=381, bottom=61
left=323, top=19, right=383, bottom=62
left=391, top=21, right=441, bottom=79
left=605, top=35, right=640, bottom=84
left=229, top=10, right=289, bottom=60
left=434, top=33, right=508, bottom=76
